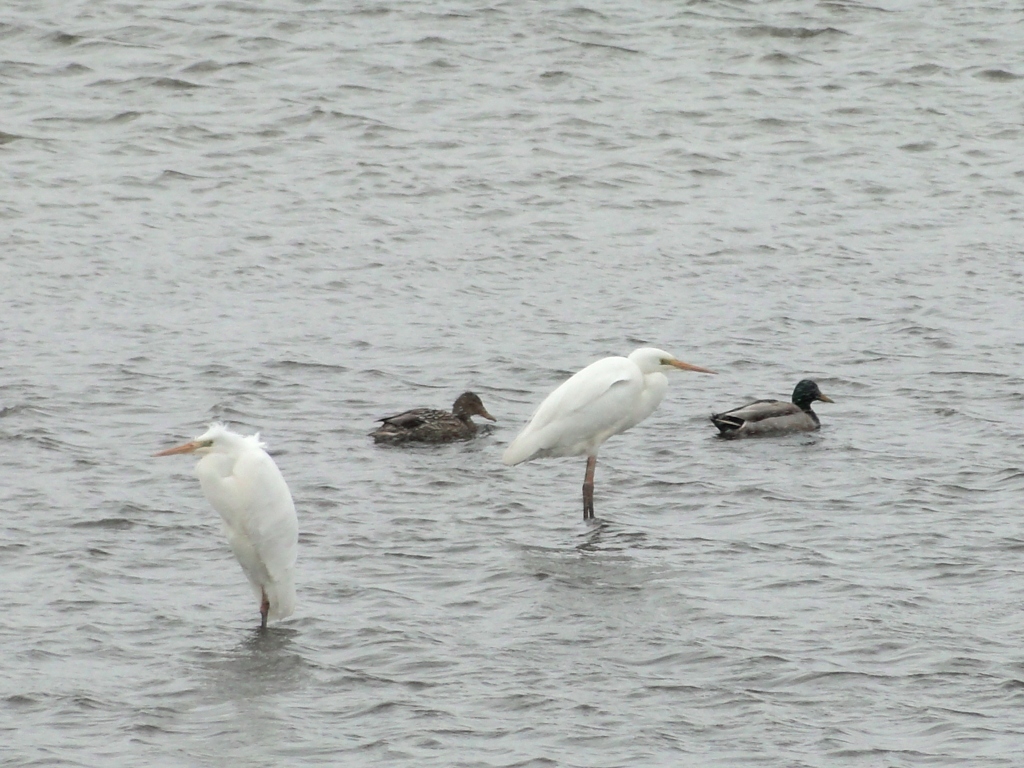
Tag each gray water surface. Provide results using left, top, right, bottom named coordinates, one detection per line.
left=3, top=1, right=1024, bottom=766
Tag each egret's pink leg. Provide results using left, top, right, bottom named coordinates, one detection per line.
left=583, top=456, right=597, bottom=520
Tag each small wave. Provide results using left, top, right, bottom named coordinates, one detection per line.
left=738, top=25, right=847, bottom=39
left=71, top=517, right=135, bottom=530
left=976, top=69, right=1021, bottom=82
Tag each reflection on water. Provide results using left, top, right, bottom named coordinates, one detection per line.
left=197, top=628, right=310, bottom=704
left=178, top=629, right=314, bottom=765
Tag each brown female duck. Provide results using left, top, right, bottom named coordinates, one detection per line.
left=371, top=391, right=496, bottom=444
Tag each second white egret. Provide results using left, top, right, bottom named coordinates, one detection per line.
left=155, top=423, right=298, bottom=629
left=503, top=348, right=716, bottom=520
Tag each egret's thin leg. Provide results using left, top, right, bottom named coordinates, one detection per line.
left=583, top=456, right=597, bottom=520
left=260, top=589, right=269, bottom=629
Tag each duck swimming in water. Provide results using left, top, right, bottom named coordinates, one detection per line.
left=711, top=379, right=834, bottom=438
left=371, top=391, right=496, bottom=444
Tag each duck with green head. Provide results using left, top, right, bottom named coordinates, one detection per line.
left=711, top=379, right=834, bottom=438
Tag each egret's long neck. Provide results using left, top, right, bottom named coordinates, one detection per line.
left=633, top=371, right=669, bottom=426
left=195, top=452, right=242, bottom=520
left=197, top=451, right=236, bottom=480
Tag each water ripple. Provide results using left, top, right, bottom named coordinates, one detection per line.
left=2, top=0, right=1023, bottom=766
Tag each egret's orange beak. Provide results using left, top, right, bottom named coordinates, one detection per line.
left=669, top=359, right=717, bottom=375
left=154, top=440, right=201, bottom=457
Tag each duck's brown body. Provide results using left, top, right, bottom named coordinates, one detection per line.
left=371, top=391, right=495, bottom=444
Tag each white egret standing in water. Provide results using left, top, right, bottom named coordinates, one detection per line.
left=503, top=348, right=716, bottom=520
left=155, top=423, right=298, bottom=628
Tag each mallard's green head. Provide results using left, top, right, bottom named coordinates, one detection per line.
left=792, top=379, right=833, bottom=409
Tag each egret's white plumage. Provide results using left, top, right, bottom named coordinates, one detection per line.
left=503, top=348, right=715, bottom=519
left=155, top=423, right=298, bottom=628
